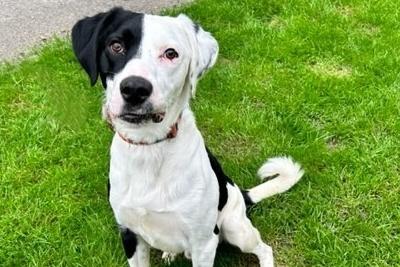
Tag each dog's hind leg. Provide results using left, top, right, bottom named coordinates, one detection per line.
left=222, top=214, right=273, bottom=267
left=221, top=186, right=274, bottom=267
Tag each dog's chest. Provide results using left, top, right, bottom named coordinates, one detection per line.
left=108, top=138, right=218, bottom=252
left=113, top=189, right=189, bottom=252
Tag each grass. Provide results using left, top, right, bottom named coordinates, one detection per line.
left=1, top=0, right=400, bottom=266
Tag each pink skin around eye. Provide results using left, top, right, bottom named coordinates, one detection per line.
left=160, top=53, right=178, bottom=63
left=158, top=46, right=178, bottom=62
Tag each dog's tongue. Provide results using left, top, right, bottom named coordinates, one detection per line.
left=152, top=113, right=165, bottom=123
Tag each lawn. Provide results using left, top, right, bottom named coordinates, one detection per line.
left=1, top=0, right=400, bottom=266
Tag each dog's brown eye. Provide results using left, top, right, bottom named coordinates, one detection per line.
left=164, top=48, right=179, bottom=60
left=110, top=41, right=125, bottom=55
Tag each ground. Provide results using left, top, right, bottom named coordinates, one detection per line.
left=1, top=0, right=400, bottom=266
left=0, top=0, right=191, bottom=61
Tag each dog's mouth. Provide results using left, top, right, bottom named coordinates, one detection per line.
left=119, top=112, right=165, bottom=124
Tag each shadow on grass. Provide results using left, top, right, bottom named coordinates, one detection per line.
left=151, top=242, right=259, bottom=267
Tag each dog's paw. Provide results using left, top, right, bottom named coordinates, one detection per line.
left=161, top=252, right=177, bottom=265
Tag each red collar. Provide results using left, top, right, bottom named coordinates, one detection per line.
left=117, top=121, right=179, bottom=145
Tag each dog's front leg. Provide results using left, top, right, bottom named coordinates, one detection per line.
left=120, top=228, right=150, bottom=267
left=190, top=233, right=219, bottom=267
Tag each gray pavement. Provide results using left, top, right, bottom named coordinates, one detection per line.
left=0, top=0, right=191, bottom=61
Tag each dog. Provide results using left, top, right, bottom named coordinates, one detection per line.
left=72, top=7, right=304, bottom=267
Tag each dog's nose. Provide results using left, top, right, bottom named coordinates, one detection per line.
left=120, top=76, right=153, bottom=105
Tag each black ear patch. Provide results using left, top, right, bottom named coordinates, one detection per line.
left=71, top=7, right=143, bottom=87
left=72, top=10, right=111, bottom=86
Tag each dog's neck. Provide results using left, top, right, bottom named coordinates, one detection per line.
left=112, top=108, right=201, bottom=158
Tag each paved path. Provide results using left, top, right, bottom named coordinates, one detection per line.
left=0, top=0, right=191, bottom=61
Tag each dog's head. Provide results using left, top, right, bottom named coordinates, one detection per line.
left=72, top=7, right=218, bottom=140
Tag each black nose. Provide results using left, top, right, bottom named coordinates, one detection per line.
left=120, top=76, right=153, bottom=106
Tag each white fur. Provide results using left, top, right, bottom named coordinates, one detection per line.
left=103, top=13, right=303, bottom=267
left=247, top=157, right=305, bottom=203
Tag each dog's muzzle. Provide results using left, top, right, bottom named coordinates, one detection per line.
left=117, top=75, right=165, bottom=124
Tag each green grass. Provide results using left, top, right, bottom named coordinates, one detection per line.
left=1, top=0, right=400, bottom=266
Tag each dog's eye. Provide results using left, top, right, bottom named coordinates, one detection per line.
left=163, top=48, right=179, bottom=60
left=109, top=41, right=125, bottom=55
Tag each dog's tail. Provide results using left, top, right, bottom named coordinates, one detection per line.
left=243, top=157, right=304, bottom=205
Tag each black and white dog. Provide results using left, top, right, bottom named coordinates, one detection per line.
left=72, top=7, right=303, bottom=267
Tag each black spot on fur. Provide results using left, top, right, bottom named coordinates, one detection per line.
left=213, top=225, right=220, bottom=235
left=107, top=179, right=110, bottom=198
left=72, top=7, right=144, bottom=87
left=263, top=173, right=279, bottom=181
left=120, top=227, right=137, bottom=259
left=194, top=23, right=200, bottom=33
left=206, top=147, right=234, bottom=211
left=241, top=190, right=255, bottom=208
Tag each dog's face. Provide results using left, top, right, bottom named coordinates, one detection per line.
left=72, top=8, right=218, bottom=130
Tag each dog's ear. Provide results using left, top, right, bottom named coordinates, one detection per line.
left=72, top=8, right=120, bottom=86
left=72, top=12, right=105, bottom=85
left=177, top=14, right=219, bottom=96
